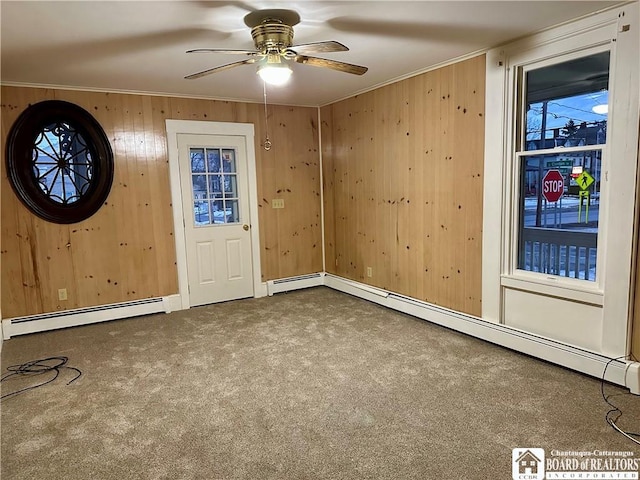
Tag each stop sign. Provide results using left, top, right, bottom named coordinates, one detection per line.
left=542, top=169, right=564, bottom=202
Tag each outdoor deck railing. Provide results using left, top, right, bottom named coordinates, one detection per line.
left=519, top=227, right=597, bottom=281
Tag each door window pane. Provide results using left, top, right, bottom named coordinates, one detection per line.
left=226, top=200, right=240, bottom=223
left=191, top=149, right=205, bottom=173
left=207, top=149, right=221, bottom=173
left=222, top=149, right=236, bottom=173
left=211, top=200, right=226, bottom=224
left=191, top=175, right=207, bottom=199
left=208, top=176, right=223, bottom=199
left=189, top=147, right=241, bottom=226
left=194, top=200, right=209, bottom=226
left=224, top=175, right=237, bottom=196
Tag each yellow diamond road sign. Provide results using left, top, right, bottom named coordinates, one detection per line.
left=576, top=171, right=595, bottom=190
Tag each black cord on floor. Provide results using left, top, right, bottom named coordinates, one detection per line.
left=0, top=356, right=82, bottom=401
left=601, top=355, right=640, bottom=446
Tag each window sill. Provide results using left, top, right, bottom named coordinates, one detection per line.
left=500, top=275, right=604, bottom=306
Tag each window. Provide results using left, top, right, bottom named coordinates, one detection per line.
left=33, top=122, right=93, bottom=204
left=515, top=50, right=609, bottom=282
left=6, top=100, right=114, bottom=224
left=189, top=147, right=240, bottom=225
left=483, top=4, right=639, bottom=356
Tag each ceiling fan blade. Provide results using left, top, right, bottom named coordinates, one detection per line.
left=295, top=56, right=368, bottom=75
left=289, top=41, right=348, bottom=54
left=187, top=48, right=259, bottom=55
left=185, top=58, right=257, bottom=79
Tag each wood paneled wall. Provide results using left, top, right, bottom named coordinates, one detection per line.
left=1, top=86, right=322, bottom=318
left=322, top=55, right=485, bottom=316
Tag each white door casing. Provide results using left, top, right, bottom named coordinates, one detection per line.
left=166, top=120, right=266, bottom=310
left=178, top=134, right=253, bottom=306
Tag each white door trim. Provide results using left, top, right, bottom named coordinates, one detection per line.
left=166, top=120, right=266, bottom=310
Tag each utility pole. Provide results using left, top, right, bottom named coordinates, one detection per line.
left=535, top=101, right=548, bottom=226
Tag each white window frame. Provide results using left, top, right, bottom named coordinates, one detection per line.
left=483, top=4, right=639, bottom=356
left=507, top=44, right=611, bottom=294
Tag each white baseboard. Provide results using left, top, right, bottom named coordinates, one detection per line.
left=256, top=282, right=269, bottom=298
left=162, top=294, right=182, bottom=313
left=266, top=272, right=325, bottom=296
left=324, top=274, right=640, bottom=394
left=627, top=363, right=640, bottom=395
left=2, top=295, right=179, bottom=339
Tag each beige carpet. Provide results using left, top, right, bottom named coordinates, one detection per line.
left=1, top=287, right=638, bottom=479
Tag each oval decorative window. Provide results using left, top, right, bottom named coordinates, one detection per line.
left=6, top=100, right=114, bottom=224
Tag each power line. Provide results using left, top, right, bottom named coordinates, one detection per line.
left=549, top=101, right=608, bottom=118
left=528, top=107, right=595, bottom=126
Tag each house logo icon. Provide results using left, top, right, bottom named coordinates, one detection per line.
left=512, top=448, right=545, bottom=480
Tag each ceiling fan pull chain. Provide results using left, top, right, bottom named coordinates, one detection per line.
left=263, top=81, right=272, bottom=151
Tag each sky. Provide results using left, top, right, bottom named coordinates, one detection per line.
left=526, top=90, right=608, bottom=140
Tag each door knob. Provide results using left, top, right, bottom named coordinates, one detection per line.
left=243, top=224, right=249, bottom=231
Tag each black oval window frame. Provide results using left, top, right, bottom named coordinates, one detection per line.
left=6, top=100, right=114, bottom=224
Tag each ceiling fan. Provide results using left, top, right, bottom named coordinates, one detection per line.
left=184, top=9, right=368, bottom=85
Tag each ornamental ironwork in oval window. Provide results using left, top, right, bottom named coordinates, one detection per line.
left=6, top=100, right=114, bottom=224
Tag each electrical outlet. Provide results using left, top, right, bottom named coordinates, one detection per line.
left=366, top=267, right=373, bottom=277
left=58, top=288, right=68, bottom=301
left=272, top=199, right=285, bottom=209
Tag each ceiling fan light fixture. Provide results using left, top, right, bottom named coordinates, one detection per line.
left=257, top=62, right=292, bottom=86
left=184, top=9, right=368, bottom=83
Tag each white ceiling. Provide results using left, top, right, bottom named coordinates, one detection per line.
left=0, top=1, right=620, bottom=107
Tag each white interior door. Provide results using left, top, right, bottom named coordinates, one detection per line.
left=177, top=134, right=253, bottom=306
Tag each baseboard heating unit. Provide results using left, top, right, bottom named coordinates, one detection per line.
left=2, top=297, right=176, bottom=339
left=266, top=272, right=325, bottom=296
